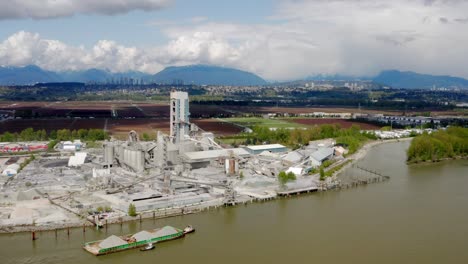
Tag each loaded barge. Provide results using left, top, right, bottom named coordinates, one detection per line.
left=84, top=225, right=190, bottom=255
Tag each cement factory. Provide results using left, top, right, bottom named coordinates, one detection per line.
left=0, top=91, right=346, bottom=230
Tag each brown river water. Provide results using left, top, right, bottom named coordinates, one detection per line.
left=1, top=140, right=468, bottom=264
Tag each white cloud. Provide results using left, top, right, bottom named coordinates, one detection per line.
left=0, top=0, right=171, bottom=20
left=0, top=31, right=164, bottom=73
left=156, top=0, right=468, bottom=80
left=2, top=0, right=468, bottom=80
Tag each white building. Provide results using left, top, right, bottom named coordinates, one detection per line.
left=62, top=140, right=83, bottom=151
left=245, top=144, right=288, bottom=155
left=170, top=91, right=190, bottom=144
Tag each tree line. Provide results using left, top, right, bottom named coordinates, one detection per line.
left=0, top=128, right=109, bottom=142
left=407, top=127, right=468, bottom=163
left=246, top=124, right=377, bottom=154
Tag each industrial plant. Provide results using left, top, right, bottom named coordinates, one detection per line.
left=0, top=91, right=347, bottom=230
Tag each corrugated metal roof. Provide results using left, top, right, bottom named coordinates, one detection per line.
left=283, top=151, right=304, bottom=163
left=183, top=148, right=250, bottom=161
left=246, top=144, right=287, bottom=151
left=310, top=148, right=334, bottom=162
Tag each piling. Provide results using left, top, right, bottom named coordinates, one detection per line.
left=83, top=224, right=86, bottom=233
left=32, top=231, right=37, bottom=241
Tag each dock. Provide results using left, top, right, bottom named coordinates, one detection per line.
left=277, top=186, right=318, bottom=196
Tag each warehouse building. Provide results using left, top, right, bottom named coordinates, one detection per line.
left=245, top=144, right=288, bottom=155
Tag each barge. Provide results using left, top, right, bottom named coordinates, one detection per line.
left=83, top=226, right=186, bottom=255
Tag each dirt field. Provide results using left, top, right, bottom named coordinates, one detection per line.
left=0, top=119, right=75, bottom=133
left=1, top=101, right=464, bottom=118
left=286, top=118, right=382, bottom=130
left=192, top=119, right=243, bottom=135
left=107, top=119, right=169, bottom=139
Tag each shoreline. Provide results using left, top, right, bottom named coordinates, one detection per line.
left=0, top=138, right=413, bottom=235
left=327, top=137, right=413, bottom=180
left=406, top=155, right=468, bottom=165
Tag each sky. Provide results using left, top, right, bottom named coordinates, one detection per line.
left=0, top=0, right=467, bottom=81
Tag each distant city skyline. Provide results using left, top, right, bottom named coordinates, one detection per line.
left=0, top=0, right=468, bottom=81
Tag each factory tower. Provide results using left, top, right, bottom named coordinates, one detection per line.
left=170, top=91, right=190, bottom=144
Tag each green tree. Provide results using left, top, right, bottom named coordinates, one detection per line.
left=128, top=203, right=137, bottom=217
left=57, top=129, right=71, bottom=141
left=48, top=140, right=58, bottom=151
left=0, top=132, right=15, bottom=142
left=319, top=167, right=325, bottom=181
left=286, top=171, right=296, bottom=181
left=49, top=130, right=57, bottom=140
left=278, top=171, right=296, bottom=185
left=71, top=130, right=78, bottom=139
left=278, top=171, right=288, bottom=185
left=142, top=133, right=151, bottom=141
left=19, top=128, right=35, bottom=141
left=77, top=129, right=88, bottom=139
left=37, top=129, right=47, bottom=141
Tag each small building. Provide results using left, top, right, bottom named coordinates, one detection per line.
left=2, top=163, right=20, bottom=176
left=245, top=144, right=288, bottom=155
left=286, top=166, right=304, bottom=176
left=334, top=146, right=348, bottom=156
left=62, top=140, right=83, bottom=151
left=310, top=148, right=334, bottom=167
left=283, top=151, right=304, bottom=164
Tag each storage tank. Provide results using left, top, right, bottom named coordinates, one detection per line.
left=103, top=143, right=114, bottom=165
left=224, top=158, right=239, bottom=176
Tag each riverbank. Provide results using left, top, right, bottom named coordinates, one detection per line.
left=327, top=137, right=413, bottom=180
left=0, top=138, right=413, bottom=234
left=407, top=155, right=468, bottom=165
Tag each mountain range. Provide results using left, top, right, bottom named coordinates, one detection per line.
left=1, top=65, right=468, bottom=89
left=372, top=70, right=468, bottom=89
left=0, top=65, right=267, bottom=86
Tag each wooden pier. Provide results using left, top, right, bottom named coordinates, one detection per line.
left=277, top=186, right=318, bottom=197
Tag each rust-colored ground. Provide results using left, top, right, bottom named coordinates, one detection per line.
left=107, top=119, right=169, bottom=139
left=0, top=117, right=244, bottom=139
left=287, top=118, right=382, bottom=130
left=192, top=119, right=243, bottom=135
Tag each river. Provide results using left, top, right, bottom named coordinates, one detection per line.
left=2, top=141, right=468, bottom=264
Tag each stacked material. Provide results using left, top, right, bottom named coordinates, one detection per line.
left=154, top=226, right=179, bottom=237
left=99, top=235, right=127, bottom=249
left=132, top=230, right=154, bottom=242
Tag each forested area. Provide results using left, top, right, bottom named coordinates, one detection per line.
left=0, top=128, right=109, bottom=142
left=247, top=124, right=377, bottom=154
left=407, top=127, right=468, bottom=163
